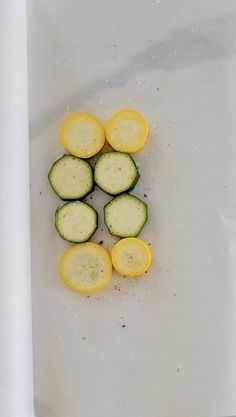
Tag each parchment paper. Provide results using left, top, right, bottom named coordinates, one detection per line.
left=0, top=1, right=34, bottom=417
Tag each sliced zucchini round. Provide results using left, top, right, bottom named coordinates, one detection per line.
left=106, top=109, right=149, bottom=153
left=59, top=242, right=112, bottom=293
left=60, top=112, right=105, bottom=158
left=111, top=238, right=152, bottom=276
left=48, top=155, right=93, bottom=200
left=104, top=194, right=148, bottom=237
left=94, top=151, right=139, bottom=195
left=55, top=201, right=97, bottom=243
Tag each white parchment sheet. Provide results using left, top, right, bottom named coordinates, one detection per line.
left=0, top=1, right=34, bottom=417
left=2, top=0, right=236, bottom=416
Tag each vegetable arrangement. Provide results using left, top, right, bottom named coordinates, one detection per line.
left=48, top=109, right=152, bottom=293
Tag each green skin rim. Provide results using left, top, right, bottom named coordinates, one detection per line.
left=94, top=151, right=140, bottom=196
left=104, top=194, right=148, bottom=237
left=48, top=154, right=94, bottom=200
left=55, top=201, right=98, bottom=243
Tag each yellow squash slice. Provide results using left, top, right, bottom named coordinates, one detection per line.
left=59, top=242, right=112, bottom=293
left=60, top=112, right=105, bottom=158
left=106, top=109, right=149, bottom=153
left=111, top=238, right=152, bottom=276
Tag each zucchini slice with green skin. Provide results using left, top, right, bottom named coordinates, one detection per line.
left=48, top=155, right=93, bottom=200
left=104, top=194, right=148, bottom=237
left=94, top=151, right=139, bottom=195
left=55, top=201, right=98, bottom=243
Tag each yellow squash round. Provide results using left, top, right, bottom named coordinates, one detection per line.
left=60, top=112, right=105, bottom=158
left=59, top=242, right=112, bottom=293
left=111, top=238, right=152, bottom=276
left=106, top=109, right=149, bottom=153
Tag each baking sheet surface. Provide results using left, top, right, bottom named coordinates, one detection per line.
left=28, top=1, right=236, bottom=416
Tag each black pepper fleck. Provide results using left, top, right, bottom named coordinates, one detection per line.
left=144, top=194, right=147, bottom=198
left=122, top=324, right=126, bottom=328
left=99, top=240, right=103, bottom=245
